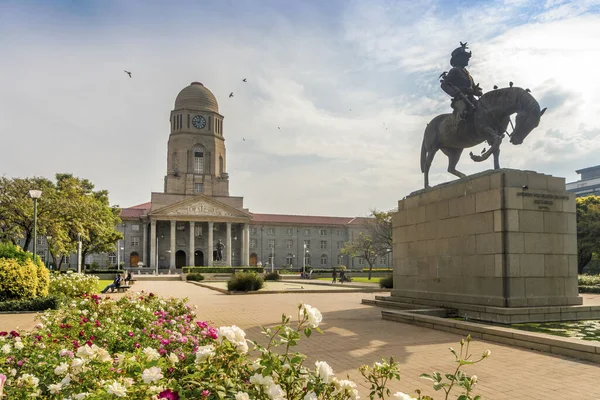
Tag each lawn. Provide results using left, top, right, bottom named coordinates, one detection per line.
left=95, top=279, right=113, bottom=293
left=317, top=277, right=382, bottom=283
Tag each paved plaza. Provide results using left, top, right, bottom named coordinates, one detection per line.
left=1, top=281, right=599, bottom=399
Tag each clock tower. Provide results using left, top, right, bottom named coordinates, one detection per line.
left=164, top=82, right=229, bottom=197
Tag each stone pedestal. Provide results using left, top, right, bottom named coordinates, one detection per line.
left=392, top=169, right=582, bottom=321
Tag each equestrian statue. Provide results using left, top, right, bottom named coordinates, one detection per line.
left=421, top=42, right=547, bottom=188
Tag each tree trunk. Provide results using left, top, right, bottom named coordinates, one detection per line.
left=578, top=249, right=593, bottom=274
left=368, top=262, right=374, bottom=280
left=23, top=234, right=32, bottom=253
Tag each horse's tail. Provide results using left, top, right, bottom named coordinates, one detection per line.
left=421, top=117, right=440, bottom=172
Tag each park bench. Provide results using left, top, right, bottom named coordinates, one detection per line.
left=116, top=285, right=131, bottom=293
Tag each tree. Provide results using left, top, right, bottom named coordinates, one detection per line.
left=576, top=196, right=600, bottom=274
left=341, top=232, right=379, bottom=280
left=364, top=209, right=394, bottom=256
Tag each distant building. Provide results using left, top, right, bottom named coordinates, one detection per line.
left=566, top=165, right=600, bottom=197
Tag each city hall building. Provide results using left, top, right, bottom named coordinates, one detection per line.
left=111, top=82, right=388, bottom=272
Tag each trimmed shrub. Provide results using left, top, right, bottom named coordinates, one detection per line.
left=84, top=269, right=125, bottom=274
left=186, top=273, right=205, bottom=282
left=0, top=295, right=60, bottom=312
left=36, top=264, right=50, bottom=297
left=182, top=266, right=264, bottom=274
left=49, top=271, right=99, bottom=299
left=362, top=268, right=393, bottom=272
left=579, top=285, right=600, bottom=294
left=264, top=271, right=281, bottom=281
left=227, top=272, right=264, bottom=292
left=578, top=274, right=600, bottom=286
left=379, top=275, right=393, bottom=289
left=0, top=258, right=40, bottom=301
left=0, top=241, right=35, bottom=265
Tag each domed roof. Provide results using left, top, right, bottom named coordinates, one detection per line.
left=174, top=82, right=219, bottom=113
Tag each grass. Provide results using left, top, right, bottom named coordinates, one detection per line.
left=317, top=277, right=382, bottom=283
left=95, top=280, right=113, bottom=293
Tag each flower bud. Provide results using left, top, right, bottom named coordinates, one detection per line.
left=470, top=375, right=478, bottom=385
left=482, top=349, right=491, bottom=358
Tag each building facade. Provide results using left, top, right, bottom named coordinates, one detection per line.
left=114, top=82, right=387, bottom=271
left=566, top=165, right=600, bottom=197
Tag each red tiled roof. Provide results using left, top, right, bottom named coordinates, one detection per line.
left=249, top=213, right=370, bottom=226
left=121, top=202, right=151, bottom=219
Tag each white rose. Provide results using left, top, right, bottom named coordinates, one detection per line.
left=338, top=380, right=359, bottom=399
left=107, top=381, right=128, bottom=397
left=304, top=393, right=318, bottom=400
left=1, top=344, right=10, bottom=354
left=14, top=341, right=24, bottom=350
left=71, top=358, right=84, bottom=369
left=76, top=345, right=94, bottom=359
left=195, top=345, right=215, bottom=363
left=142, top=347, right=161, bottom=361
left=249, top=373, right=274, bottom=387
left=74, top=393, right=90, bottom=399
left=315, top=361, right=334, bottom=383
left=217, top=325, right=248, bottom=354
left=235, top=393, right=250, bottom=400
left=392, top=392, right=417, bottom=400
left=142, top=366, right=164, bottom=384
left=267, top=383, right=285, bottom=400
left=168, top=352, right=179, bottom=364
left=148, top=385, right=166, bottom=394
left=300, top=304, right=322, bottom=328
left=48, top=383, right=62, bottom=394
left=54, top=363, right=69, bottom=375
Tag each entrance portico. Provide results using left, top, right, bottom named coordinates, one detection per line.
left=147, top=195, right=252, bottom=271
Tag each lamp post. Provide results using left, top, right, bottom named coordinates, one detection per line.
left=271, top=247, right=275, bottom=273
left=46, top=235, right=52, bottom=269
left=29, top=190, right=42, bottom=261
left=302, top=243, right=307, bottom=275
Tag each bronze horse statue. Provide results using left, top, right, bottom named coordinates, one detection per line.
left=420, top=86, right=546, bottom=188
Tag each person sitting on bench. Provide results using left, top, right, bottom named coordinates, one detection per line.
left=101, top=273, right=123, bottom=294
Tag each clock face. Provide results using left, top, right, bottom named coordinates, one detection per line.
left=192, top=115, right=206, bottom=129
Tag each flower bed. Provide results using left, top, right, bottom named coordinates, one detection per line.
left=0, top=291, right=490, bottom=399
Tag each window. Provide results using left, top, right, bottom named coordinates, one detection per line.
left=62, top=255, right=69, bottom=265
left=320, top=229, right=327, bottom=236
left=303, top=240, right=310, bottom=249
left=267, top=228, right=275, bottom=235
left=187, top=114, right=190, bottom=128
left=268, top=239, right=275, bottom=248
left=286, top=254, right=294, bottom=265
left=194, top=224, right=203, bottom=237
left=250, top=239, right=257, bottom=249
left=131, top=236, right=139, bottom=247
left=320, top=240, right=327, bottom=249
left=37, top=237, right=44, bottom=245
left=286, top=228, right=294, bottom=235
left=194, top=183, right=203, bottom=193
left=337, top=255, right=344, bottom=265
left=172, top=152, right=178, bottom=172
left=37, top=251, right=45, bottom=263
left=286, top=240, right=293, bottom=249
left=335, top=229, right=341, bottom=236
left=219, top=155, right=224, bottom=175
left=304, top=255, right=311, bottom=266
left=85, top=255, right=94, bottom=264
left=303, top=229, right=310, bottom=236
left=358, top=258, right=365, bottom=265
left=320, top=255, right=328, bottom=266
left=268, top=254, right=274, bottom=266
left=131, top=224, right=140, bottom=231
left=380, top=257, right=387, bottom=265
left=250, top=228, right=257, bottom=235
left=108, top=252, right=117, bottom=264
left=337, top=241, right=345, bottom=249
left=194, top=148, right=204, bottom=174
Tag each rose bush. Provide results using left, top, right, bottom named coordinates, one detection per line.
left=0, top=290, right=489, bottom=399
left=49, top=271, right=99, bottom=300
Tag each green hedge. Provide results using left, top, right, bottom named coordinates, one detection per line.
left=578, top=274, right=600, bottom=286
left=0, top=242, right=50, bottom=301
left=227, top=272, right=264, bottom=292
left=186, top=273, right=205, bottom=282
left=0, top=295, right=60, bottom=312
left=84, top=270, right=125, bottom=275
left=579, top=285, right=600, bottom=294
left=264, top=271, right=281, bottom=281
left=182, top=266, right=264, bottom=274
left=362, top=268, right=393, bottom=272
left=379, top=275, right=393, bottom=289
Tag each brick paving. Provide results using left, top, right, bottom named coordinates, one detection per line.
left=1, top=282, right=599, bottom=399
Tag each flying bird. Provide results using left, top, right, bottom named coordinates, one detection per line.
left=124, top=70, right=132, bottom=78
left=229, top=92, right=234, bottom=98
left=278, top=127, right=281, bottom=130
left=509, top=81, right=514, bottom=87
left=242, top=78, right=247, bottom=82
left=243, top=138, right=246, bottom=141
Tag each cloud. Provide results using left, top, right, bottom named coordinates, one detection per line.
left=0, top=0, right=598, bottom=216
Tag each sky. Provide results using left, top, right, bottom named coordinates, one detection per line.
left=0, top=0, right=599, bottom=217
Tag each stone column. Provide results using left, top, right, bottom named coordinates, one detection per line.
left=170, top=220, right=176, bottom=270
left=207, top=222, right=214, bottom=267
left=189, top=221, right=195, bottom=266
left=226, top=222, right=232, bottom=266
left=150, top=220, right=157, bottom=272
left=142, top=222, right=147, bottom=267
left=242, top=224, right=250, bottom=266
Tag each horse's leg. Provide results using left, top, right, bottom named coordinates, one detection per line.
left=424, top=147, right=438, bottom=188
left=443, top=148, right=466, bottom=178
left=490, top=139, right=500, bottom=169
left=470, top=127, right=503, bottom=162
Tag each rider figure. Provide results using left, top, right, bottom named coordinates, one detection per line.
left=440, top=42, right=482, bottom=126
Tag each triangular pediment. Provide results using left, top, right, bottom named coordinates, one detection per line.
left=148, top=195, right=250, bottom=219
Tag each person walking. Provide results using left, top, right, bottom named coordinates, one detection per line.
left=331, top=269, right=337, bottom=284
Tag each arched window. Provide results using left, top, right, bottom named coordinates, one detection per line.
left=286, top=253, right=294, bottom=265
left=304, top=255, right=311, bottom=267
left=219, top=155, right=224, bottom=175
left=320, top=254, right=328, bottom=266
left=337, top=255, right=344, bottom=265
left=108, top=252, right=117, bottom=264
left=193, top=147, right=204, bottom=174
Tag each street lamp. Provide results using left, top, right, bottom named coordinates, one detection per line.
left=46, top=235, right=53, bottom=269
left=303, top=243, right=308, bottom=275
left=29, top=190, right=42, bottom=261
